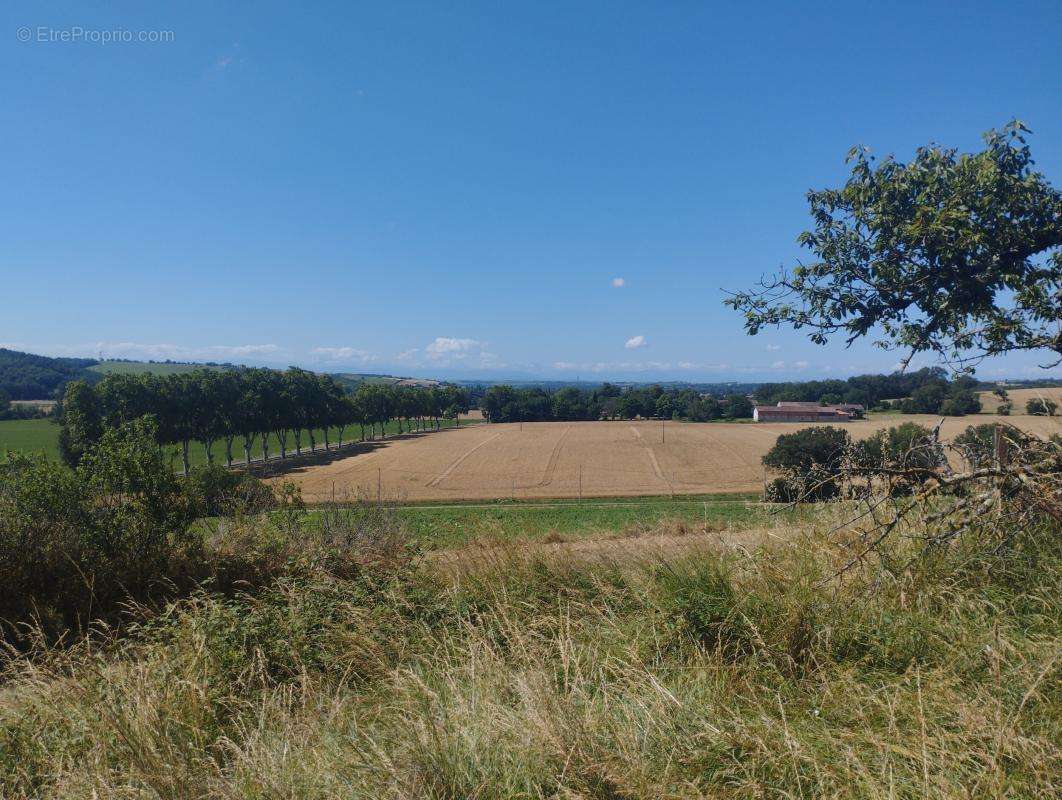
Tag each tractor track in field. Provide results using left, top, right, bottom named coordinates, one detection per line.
left=534, top=426, right=573, bottom=487
left=629, top=425, right=672, bottom=489
left=427, top=432, right=503, bottom=488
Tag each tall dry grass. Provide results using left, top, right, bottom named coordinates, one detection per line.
left=1, top=503, right=1059, bottom=798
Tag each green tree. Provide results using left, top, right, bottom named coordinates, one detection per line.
left=57, top=380, right=103, bottom=467
left=763, top=426, right=850, bottom=474
left=213, top=371, right=243, bottom=467
left=442, top=385, right=471, bottom=426
left=283, top=368, right=321, bottom=454
left=902, top=382, right=948, bottom=414
left=721, top=394, right=753, bottom=419
left=163, top=373, right=198, bottom=475
left=854, top=422, right=943, bottom=473
left=727, top=122, right=1062, bottom=370
left=654, top=394, right=675, bottom=420
left=1026, top=397, right=1058, bottom=416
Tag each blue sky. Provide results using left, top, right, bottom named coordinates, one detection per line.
left=2, top=1, right=1060, bottom=382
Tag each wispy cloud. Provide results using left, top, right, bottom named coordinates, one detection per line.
left=211, top=43, right=245, bottom=74
left=425, top=337, right=483, bottom=357
left=611, top=277, right=626, bottom=288
left=766, top=344, right=781, bottom=351
left=309, top=346, right=377, bottom=365
left=18, top=341, right=286, bottom=364
left=397, top=337, right=503, bottom=369
left=104, top=342, right=281, bottom=361
left=625, top=335, right=647, bottom=350
left=550, top=359, right=732, bottom=374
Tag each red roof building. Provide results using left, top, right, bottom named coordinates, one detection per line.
left=753, top=401, right=862, bottom=422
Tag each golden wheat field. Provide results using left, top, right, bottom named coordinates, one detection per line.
left=978, top=386, right=1062, bottom=413
left=276, top=413, right=1061, bottom=502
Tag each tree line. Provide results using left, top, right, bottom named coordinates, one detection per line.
left=480, top=383, right=754, bottom=423
left=58, top=369, right=471, bottom=473
left=753, top=367, right=980, bottom=412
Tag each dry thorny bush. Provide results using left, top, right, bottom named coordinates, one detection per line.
left=812, top=422, right=1062, bottom=580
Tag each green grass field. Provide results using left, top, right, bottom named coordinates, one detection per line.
left=0, top=417, right=471, bottom=467
left=295, top=492, right=795, bottom=549
left=87, top=361, right=231, bottom=376
left=0, top=418, right=61, bottom=460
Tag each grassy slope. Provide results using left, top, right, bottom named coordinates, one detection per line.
left=2, top=503, right=1057, bottom=798
left=302, top=493, right=779, bottom=549
left=86, top=361, right=231, bottom=376
left=0, top=417, right=468, bottom=466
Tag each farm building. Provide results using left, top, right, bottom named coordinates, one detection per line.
left=752, top=401, right=864, bottom=423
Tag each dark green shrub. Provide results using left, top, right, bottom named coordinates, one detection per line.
left=1026, top=397, right=1057, bottom=416
left=0, top=418, right=198, bottom=646
left=763, top=426, right=850, bottom=473
left=181, top=465, right=275, bottom=517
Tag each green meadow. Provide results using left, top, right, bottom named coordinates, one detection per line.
left=291, top=492, right=803, bottom=550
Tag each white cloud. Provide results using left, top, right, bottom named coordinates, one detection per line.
left=425, top=337, right=482, bottom=357
left=222, top=344, right=282, bottom=357
left=309, top=347, right=377, bottom=364
left=213, top=43, right=244, bottom=72
left=550, top=359, right=736, bottom=375
left=398, top=337, right=504, bottom=369
left=4, top=341, right=289, bottom=364
left=793, top=360, right=810, bottom=369
left=625, top=335, right=647, bottom=350
left=771, top=360, right=786, bottom=369
left=611, top=277, right=626, bottom=288
left=766, top=344, right=781, bottom=351
left=89, top=341, right=282, bottom=362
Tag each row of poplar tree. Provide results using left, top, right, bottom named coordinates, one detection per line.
left=58, top=368, right=471, bottom=473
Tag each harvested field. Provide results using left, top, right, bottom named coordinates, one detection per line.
left=276, top=413, right=1062, bottom=502
left=978, top=385, right=1062, bottom=413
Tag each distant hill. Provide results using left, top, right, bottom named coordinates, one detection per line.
left=88, top=360, right=239, bottom=377
left=453, top=379, right=762, bottom=395
left=0, top=348, right=98, bottom=400
left=329, top=373, right=441, bottom=391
